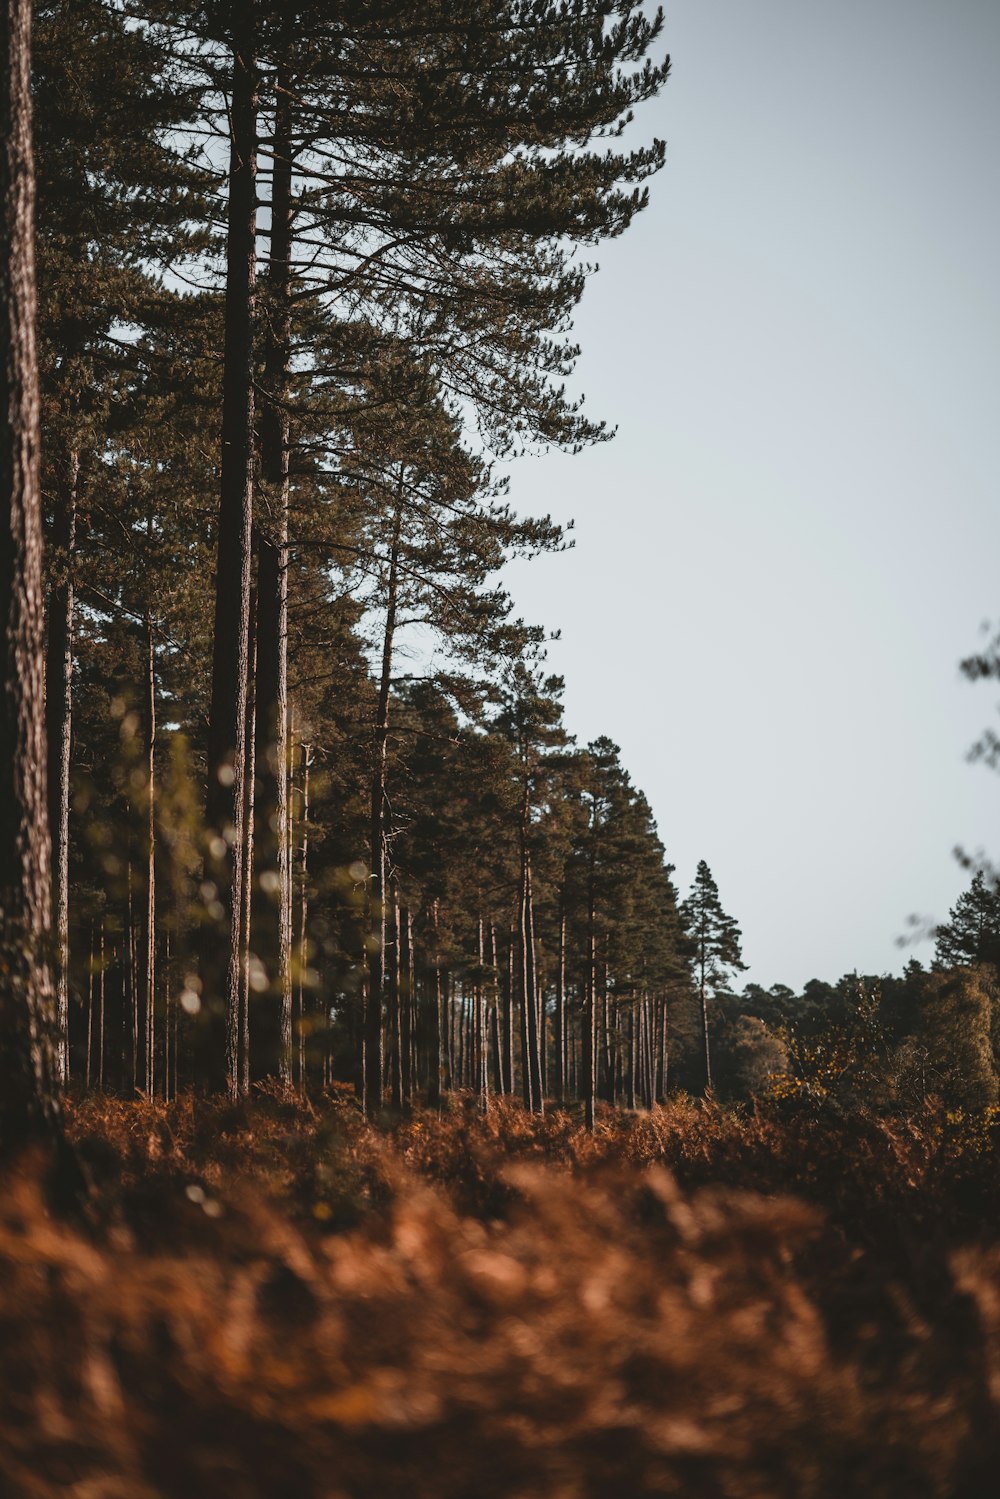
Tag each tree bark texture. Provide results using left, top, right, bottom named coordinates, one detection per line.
left=364, top=491, right=402, bottom=1115
left=204, top=24, right=257, bottom=1096
left=142, top=617, right=155, bottom=1097
left=519, top=808, right=543, bottom=1114
left=584, top=905, right=596, bottom=1133
left=0, top=0, right=62, bottom=1149
left=239, top=586, right=256, bottom=1096
left=253, top=61, right=292, bottom=1084
left=699, top=945, right=712, bottom=1094
left=296, top=740, right=312, bottom=1087
left=44, top=443, right=75, bottom=1084
left=554, top=901, right=566, bottom=1105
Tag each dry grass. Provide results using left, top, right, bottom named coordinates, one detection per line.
left=2, top=1092, right=1000, bottom=1497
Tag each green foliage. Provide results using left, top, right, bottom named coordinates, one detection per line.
left=680, top=860, right=746, bottom=995
left=934, top=871, right=1000, bottom=970
left=770, top=977, right=890, bottom=1112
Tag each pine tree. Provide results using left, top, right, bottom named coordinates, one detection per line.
left=680, top=861, right=746, bottom=1095
left=934, top=872, right=1000, bottom=971
left=0, top=0, right=62, bottom=1149
left=34, top=0, right=209, bottom=1090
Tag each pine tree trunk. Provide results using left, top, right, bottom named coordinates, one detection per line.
left=0, top=0, right=64, bottom=1150
left=601, top=948, right=612, bottom=1102
left=643, top=992, right=653, bottom=1107
left=401, top=904, right=413, bottom=1106
left=503, top=924, right=514, bottom=1097
left=97, top=919, right=105, bottom=1091
left=253, top=62, right=293, bottom=1085
left=204, top=21, right=257, bottom=1097
left=238, top=586, right=256, bottom=1097
left=137, top=614, right=155, bottom=1097
left=126, top=856, right=136, bottom=1095
left=627, top=1000, right=636, bottom=1109
left=489, top=921, right=502, bottom=1096
left=142, top=617, right=156, bottom=1097
left=364, top=489, right=402, bottom=1116
left=110, top=941, right=121, bottom=1094
left=519, top=790, right=543, bottom=1113
left=407, top=925, right=418, bottom=1103
left=443, top=968, right=453, bottom=1094
left=531, top=886, right=545, bottom=1096
left=44, top=443, right=76, bottom=1085
left=570, top=991, right=578, bottom=1098
left=287, top=714, right=299, bottom=1085
left=85, top=922, right=94, bottom=1090
left=428, top=899, right=442, bottom=1106
left=389, top=883, right=402, bottom=1110
left=700, top=946, right=712, bottom=1094
left=476, top=914, right=487, bottom=1111
left=584, top=901, right=596, bottom=1132
left=297, top=742, right=311, bottom=1089
left=639, top=994, right=647, bottom=1106
left=554, top=901, right=565, bottom=1105
left=163, top=929, right=171, bottom=1102
left=518, top=936, right=531, bottom=1107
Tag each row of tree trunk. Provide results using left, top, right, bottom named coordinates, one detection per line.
left=62, top=864, right=674, bottom=1125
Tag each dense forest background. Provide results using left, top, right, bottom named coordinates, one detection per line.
left=2, top=0, right=994, bottom=1133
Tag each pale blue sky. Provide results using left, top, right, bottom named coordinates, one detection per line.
left=504, top=0, right=1000, bottom=989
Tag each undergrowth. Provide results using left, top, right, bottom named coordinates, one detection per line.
left=2, top=1092, right=1000, bottom=1497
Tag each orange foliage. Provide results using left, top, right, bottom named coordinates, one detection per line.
left=1, top=1093, right=999, bottom=1496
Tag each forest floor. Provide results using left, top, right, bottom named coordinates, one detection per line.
left=4, top=1091, right=1000, bottom=1498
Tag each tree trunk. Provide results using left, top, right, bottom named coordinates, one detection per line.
left=656, top=991, right=667, bottom=1099
left=364, top=487, right=402, bottom=1116
left=627, top=999, right=636, bottom=1110
left=97, top=919, right=105, bottom=1091
left=163, top=930, right=171, bottom=1102
left=700, top=945, right=712, bottom=1094
left=502, top=923, right=514, bottom=1097
left=554, top=900, right=565, bottom=1105
left=443, top=968, right=453, bottom=1094
left=389, top=883, right=402, bottom=1110
left=401, top=904, right=413, bottom=1106
left=521, top=875, right=543, bottom=1111
left=428, top=899, right=442, bottom=1106
left=204, top=21, right=257, bottom=1097
left=519, top=782, right=543, bottom=1113
left=142, top=617, right=156, bottom=1097
left=126, top=856, right=136, bottom=1095
left=253, top=62, right=293, bottom=1085
left=600, top=947, right=612, bottom=1102
left=642, top=992, right=653, bottom=1107
left=530, top=883, right=545, bottom=1096
left=489, top=921, right=502, bottom=1096
left=44, top=443, right=76, bottom=1085
left=85, top=921, right=94, bottom=1089
left=296, top=741, right=312, bottom=1089
left=0, top=0, right=63, bottom=1150
left=584, top=900, right=596, bottom=1132
left=475, top=914, right=487, bottom=1111
left=238, top=586, right=256, bottom=1096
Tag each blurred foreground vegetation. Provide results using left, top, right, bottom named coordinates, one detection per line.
left=6, top=1088, right=1000, bottom=1498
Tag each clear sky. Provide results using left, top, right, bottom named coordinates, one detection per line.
left=503, top=0, right=1000, bottom=990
